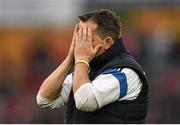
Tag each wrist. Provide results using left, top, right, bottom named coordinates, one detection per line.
left=75, top=57, right=90, bottom=63
left=75, top=60, right=89, bottom=68
left=74, top=61, right=89, bottom=74
left=64, top=56, right=74, bottom=68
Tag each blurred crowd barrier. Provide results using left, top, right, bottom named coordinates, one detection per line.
left=0, top=3, right=180, bottom=123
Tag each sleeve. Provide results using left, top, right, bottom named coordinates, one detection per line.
left=36, top=73, right=73, bottom=109
left=74, top=82, right=99, bottom=112
left=74, top=68, right=142, bottom=112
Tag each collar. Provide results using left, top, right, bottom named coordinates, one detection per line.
left=89, top=38, right=129, bottom=70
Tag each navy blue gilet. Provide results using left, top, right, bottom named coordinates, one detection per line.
left=66, top=38, right=149, bottom=124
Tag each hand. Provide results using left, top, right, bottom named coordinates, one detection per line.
left=74, top=25, right=102, bottom=63
left=66, top=24, right=79, bottom=65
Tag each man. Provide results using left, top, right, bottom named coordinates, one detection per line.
left=36, top=9, right=149, bottom=124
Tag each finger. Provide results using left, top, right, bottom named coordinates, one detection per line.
left=70, top=36, right=76, bottom=50
left=72, top=33, right=78, bottom=43
left=75, top=34, right=80, bottom=44
left=82, top=25, right=87, bottom=42
left=78, top=21, right=83, bottom=29
left=78, top=27, right=83, bottom=42
left=93, top=44, right=102, bottom=55
left=75, top=34, right=78, bottom=41
left=72, top=24, right=79, bottom=42
left=87, top=27, right=92, bottom=44
left=75, top=24, right=79, bottom=33
left=73, top=24, right=79, bottom=35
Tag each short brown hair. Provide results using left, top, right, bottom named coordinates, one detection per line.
left=78, top=9, right=121, bottom=42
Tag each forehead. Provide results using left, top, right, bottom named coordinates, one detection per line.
left=79, top=20, right=97, bottom=32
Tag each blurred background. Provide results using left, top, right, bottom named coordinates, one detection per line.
left=0, top=0, right=180, bottom=123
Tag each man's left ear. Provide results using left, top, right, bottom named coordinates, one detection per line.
left=104, top=37, right=114, bottom=50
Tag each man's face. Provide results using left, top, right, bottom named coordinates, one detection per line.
left=79, top=20, right=106, bottom=56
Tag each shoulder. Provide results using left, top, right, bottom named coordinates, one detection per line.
left=102, top=68, right=137, bottom=75
left=97, top=68, right=142, bottom=101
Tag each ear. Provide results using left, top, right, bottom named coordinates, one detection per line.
left=104, top=37, right=114, bottom=50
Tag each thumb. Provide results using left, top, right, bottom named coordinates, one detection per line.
left=93, top=44, right=102, bottom=55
